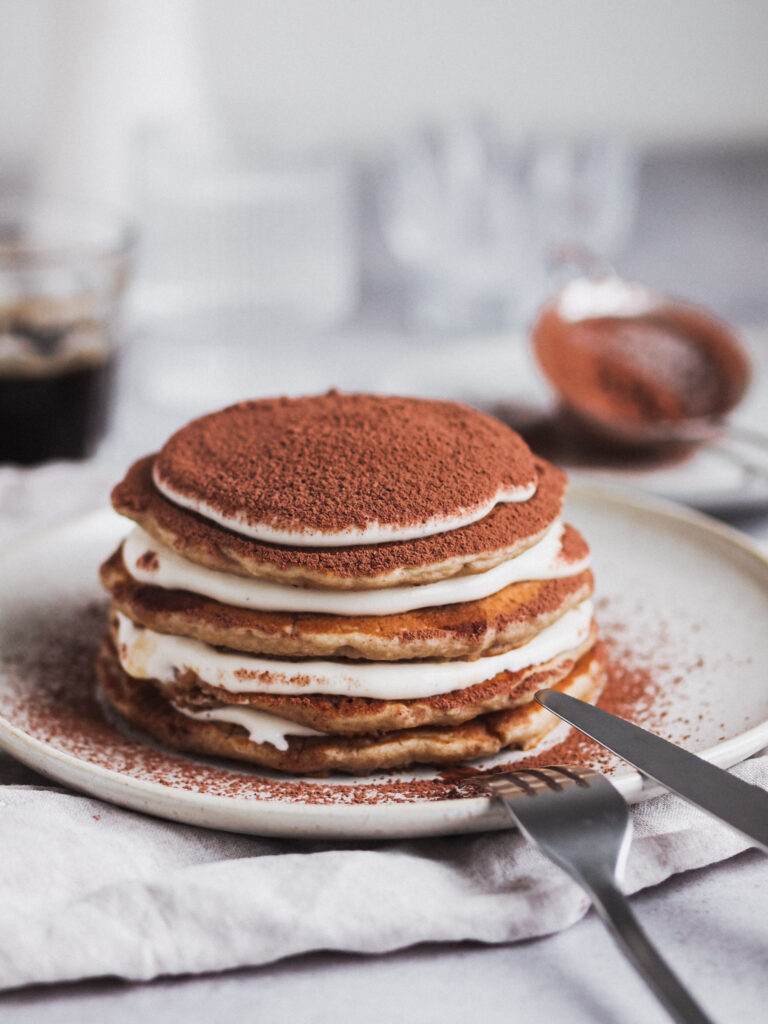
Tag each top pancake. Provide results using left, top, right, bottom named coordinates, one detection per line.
left=152, top=393, right=538, bottom=546
left=112, top=454, right=567, bottom=589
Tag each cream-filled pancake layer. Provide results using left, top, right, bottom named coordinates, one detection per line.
left=151, top=394, right=539, bottom=548
left=170, top=703, right=322, bottom=749
left=153, top=465, right=536, bottom=547
left=96, top=643, right=607, bottom=774
left=112, top=456, right=567, bottom=590
left=103, top=550, right=593, bottom=663
left=114, top=600, right=593, bottom=701
left=123, top=519, right=589, bottom=616
left=161, top=631, right=598, bottom=735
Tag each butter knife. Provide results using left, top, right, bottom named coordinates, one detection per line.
left=535, top=690, right=768, bottom=853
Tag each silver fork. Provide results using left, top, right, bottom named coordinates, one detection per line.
left=460, top=766, right=714, bottom=1024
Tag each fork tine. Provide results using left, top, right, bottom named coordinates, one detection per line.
left=455, top=764, right=592, bottom=793
left=542, top=765, right=592, bottom=786
left=512, top=768, right=564, bottom=791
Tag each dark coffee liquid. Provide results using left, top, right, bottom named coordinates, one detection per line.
left=0, top=352, right=115, bottom=465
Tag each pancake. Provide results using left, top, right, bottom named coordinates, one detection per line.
left=107, top=603, right=597, bottom=730
left=152, top=394, right=538, bottom=546
left=121, top=519, right=590, bottom=618
left=96, top=640, right=606, bottom=774
left=112, top=454, right=566, bottom=589
left=101, top=544, right=594, bottom=661
left=146, top=625, right=599, bottom=734
left=97, top=391, right=604, bottom=776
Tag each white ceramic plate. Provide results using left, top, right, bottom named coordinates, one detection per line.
left=1, top=484, right=768, bottom=840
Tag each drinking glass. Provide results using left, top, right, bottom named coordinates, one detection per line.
left=378, top=119, right=533, bottom=334
left=0, top=198, right=135, bottom=464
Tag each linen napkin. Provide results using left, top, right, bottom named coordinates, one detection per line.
left=0, top=750, right=765, bottom=990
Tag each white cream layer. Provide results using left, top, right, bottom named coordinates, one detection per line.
left=115, top=600, right=593, bottom=701
left=170, top=702, right=321, bottom=750
left=152, top=464, right=537, bottom=547
left=123, top=520, right=588, bottom=616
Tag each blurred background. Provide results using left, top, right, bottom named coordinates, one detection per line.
left=1, top=0, right=767, bottom=505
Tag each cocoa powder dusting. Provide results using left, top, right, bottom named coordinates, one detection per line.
left=153, top=393, right=537, bottom=535
left=136, top=551, right=159, bottom=572
left=559, top=524, right=589, bottom=564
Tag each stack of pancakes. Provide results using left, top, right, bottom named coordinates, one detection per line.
left=97, top=393, right=605, bottom=774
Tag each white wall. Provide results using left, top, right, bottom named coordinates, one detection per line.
left=2, top=0, right=768, bottom=173
left=203, top=0, right=768, bottom=148
left=0, top=0, right=54, bottom=167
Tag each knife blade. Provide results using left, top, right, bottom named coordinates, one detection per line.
left=535, top=689, right=768, bottom=853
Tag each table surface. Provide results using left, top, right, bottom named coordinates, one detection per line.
left=0, top=808, right=764, bottom=1024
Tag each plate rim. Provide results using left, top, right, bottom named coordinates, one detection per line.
left=0, top=484, right=767, bottom=839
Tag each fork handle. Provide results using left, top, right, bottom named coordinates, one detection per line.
left=586, top=879, right=714, bottom=1024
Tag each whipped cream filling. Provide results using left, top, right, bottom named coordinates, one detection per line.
left=152, top=464, right=537, bottom=547
left=170, top=702, right=321, bottom=750
left=115, top=600, right=593, bottom=701
left=123, top=520, right=588, bottom=616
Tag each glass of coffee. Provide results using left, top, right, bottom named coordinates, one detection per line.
left=0, top=200, right=135, bottom=465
